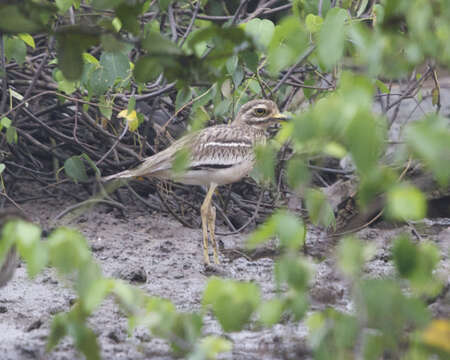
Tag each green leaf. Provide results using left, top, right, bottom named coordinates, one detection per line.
left=56, top=0, right=74, bottom=13
left=92, top=0, right=122, bottom=9
left=190, top=336, right=232, bottom=360
left=2, top=220, right=47, bottom=278
left=247, top=213, right=278, bottom=249
left=258, top=299, right=284, bottom=326
left=0, top=163, right=5, bottom=175
left=77, top=262, right=109, bottom=313
left=190, top=106, right=210, bottom=132
left=287, top=156, right=311, bottom=189
left=0, top=4, right=52, bottom=33
left=71, top=319, right=101, bottom=360
left=98, top=96, right=113, bottom=120
left=392, top=235, right=442, bottom=296
left=0, top=117, right=11, bottom=130
left=392, top=234, right=419, bottom=278
left=275, top=255, right=310, bottom=292
left=345, top=111, right=384, bottom=176
left=56, top=27, right=99, bottom=81
left=175, top=87, right=192, bottom=111
left=6, top=126, right=18, bottom=144
left=244, top=18, right=275, bottom=50
left=116, top=2, right=145, bottom=35
left=375, top=79, right=390, bottom=94
left=241, top=50, right=259, bottom=72
left=308, top=309, right=359, bottom=358
left=101, top=51, right=130, bottom=79
left=47, top=227, right=91, bottom=274
left=360, top=279, right=430, bottom=342
left=18, top=33, right=35, bottom=48
left=82, top=52, right=99, bottom=65
left=267, top=16, right=309, bottom=74
left=159, top=0, right=173, bottom=12
left=87, top=51, right=130, bottom=96
left=142, top=31, right=182, bottom=56
left=64, top=156, right=89, bottom=183
left=172, top=148, right=190, bottom=175
left=305, top=14, right=323, bottom=33
left=5, top=36, right=27, bottom=64
left=133, top=56, right=164, bottom=83
left=405, top=115, right=450, bottom=186
left=203, top=277, right=260, bottom=332
left=253, top=143, right=276, bottom=184
left=170, top=313, right=203, bottom=354
left=100, top=33, right=129, bottom=53
left=337, top=236, right=374, bottom=278
left=317, top=8, right=348, bottom=69
left=276, top=210, right=306, bottom=251
left=47, top=313, right=68, bottom=351
left=386, top=184, right=427, bottom=221
left=54, top=69, right=77, bottom=94
left=247, top=210, right=305, bottom=251
left=16, top=227, right=47, bottom=278
left=305, top=189, right=335, bottom=228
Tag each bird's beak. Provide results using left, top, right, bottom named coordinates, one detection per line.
left=272, top=112, right=289, bottom=123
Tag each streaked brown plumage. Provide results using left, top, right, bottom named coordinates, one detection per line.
left=103, top=99, right=285, bottom=264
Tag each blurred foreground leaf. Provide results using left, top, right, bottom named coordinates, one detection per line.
left=203, top=277, right=260, bottom=332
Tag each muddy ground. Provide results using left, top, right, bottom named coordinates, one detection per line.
left=1, top=88, right=450, bottom=359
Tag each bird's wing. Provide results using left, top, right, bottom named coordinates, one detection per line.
left=188, top=125, right=263, bottom=169
left=102, top=125, right=263, bottom=181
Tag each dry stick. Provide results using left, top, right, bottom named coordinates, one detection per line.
left=178, top=0, right=200, bottom=47
left=96, top=121, right=129, bottom=165
left=329, top=157, right=413, bottom=238
left=0, top=34, right=8, bottom=114
left=125, top=183, right=161, bottom=212
left=386, top=66, right=433, bottom=112
left=168, top=4, right=178, bottom=42
left=21, top=107, right=100, bottom=160
left=159, top=86, right=214, bottom=134
left=155, top=182, right=196, bottom=228
left=0, top=190, right=27, bottom=214
left=15, top=128, right=66, bottom=160
left=245, top=0, right=279, bottom=22
left=116, top=83, right=176, bottom=102
left=1, top=90, right=120, bottom=118
left=52, top=198, right=126, bottom=223
left=431, top=66, right=441, bottom=114
left=81, top=111, right=141, bottom=161
left=22, top=39, right=53, bottom=101
left=270, top=45, right=316, bottom=95
left=195, top=2, right=292, bottom=22
left=215, top=189, right=264, bottom=236
left=231, top=0, right=249, bottom=25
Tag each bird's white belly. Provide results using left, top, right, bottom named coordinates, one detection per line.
left=170, top=160, right=254, bottom=186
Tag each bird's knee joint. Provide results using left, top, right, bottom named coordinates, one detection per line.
left=200, top=203, right=209, bottom=216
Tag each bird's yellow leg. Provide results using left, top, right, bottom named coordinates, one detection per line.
left=200, top=184, right=217, bottom=264
left=208, top=205, right=219, bottom=264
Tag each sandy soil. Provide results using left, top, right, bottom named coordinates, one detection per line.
left=0, top=181, right=448, bottom=360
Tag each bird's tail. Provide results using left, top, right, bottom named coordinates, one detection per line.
left=101, top=169, right=137, bottom=182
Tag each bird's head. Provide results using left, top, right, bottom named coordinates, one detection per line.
left=232, top=99, right=286, bottom=129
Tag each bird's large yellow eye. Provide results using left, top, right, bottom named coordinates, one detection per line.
left=253, top=107, right=267, bottom=117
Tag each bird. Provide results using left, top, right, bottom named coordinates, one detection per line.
left=102, top=99, right=286, bottom=265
